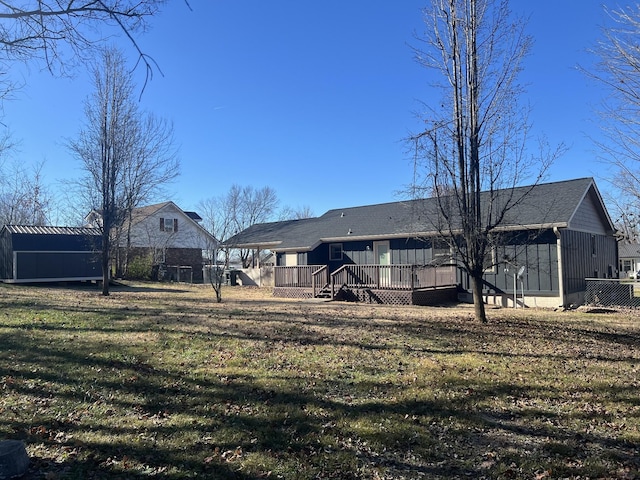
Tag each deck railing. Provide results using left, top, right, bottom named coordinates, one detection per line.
left=275, top=264, right=457, bottom=295
left=312, top=265, right=329, bottom=297
left=331, top=264, right=456, bottom=292
left=274, top=265, right=326, bottom=288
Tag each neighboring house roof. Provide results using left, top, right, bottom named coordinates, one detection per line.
left=225, top=178, right=614, bottom=252
left=2, top=225, right=101, bottom=236
left=129, top=201, right=174, bottom=220
left=184, top=211, right=203, bottom=222
left=619, top=243, right=640, bottom=259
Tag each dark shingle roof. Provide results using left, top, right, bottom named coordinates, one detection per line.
left=185, top=211, right=203, bottom=222
left=225, top=178, right=610, bottom=251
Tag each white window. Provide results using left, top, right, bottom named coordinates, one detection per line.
left=483, top=247, right=497, bottom=273
left=160, top=218, right=178, bottom=232
left=284, top=252, right=298, bottom=266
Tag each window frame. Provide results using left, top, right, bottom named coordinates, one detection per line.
left=329, top=243, right=343, bottom=261
left=160, top=217, right=178, bottom=233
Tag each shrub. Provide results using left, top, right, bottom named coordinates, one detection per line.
left=126, top=254, right=153, bottom=280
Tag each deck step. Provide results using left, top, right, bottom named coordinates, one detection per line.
left=315, top=285, right=334, bottom=299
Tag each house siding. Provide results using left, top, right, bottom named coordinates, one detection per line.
left=569, top=191, right=608, bottom=235
left=390, top=238, right=432, bottom=265
left=289, top=232, right=563, bottom=298
left=457, top=229, right=560, bottom=296
left=560, top=229, right=618, bottom=295
left=275, top=226, right=617, bottom=306
left=126, top=246, right=205, bottom=283
left=124, top=204, right=213, bottom=250
left=301, top=238, right=435, bottom=271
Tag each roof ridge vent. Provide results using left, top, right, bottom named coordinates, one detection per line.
left=340, top=212, right=345, bottom=217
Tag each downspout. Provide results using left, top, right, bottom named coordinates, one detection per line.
left=554, top=227, right=566, bottom=307
left=257, top=246, right=261, bottom=287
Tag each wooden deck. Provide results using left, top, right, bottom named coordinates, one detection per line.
left=273, top=264, right=458, bottom=305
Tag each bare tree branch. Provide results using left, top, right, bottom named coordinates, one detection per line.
left=586, top=4, right=640, bottom=223
left=409, top=0, right=559, bottom=322
left=67, top=47, right=179, bottom=294
left=0, top=0, right=174, bottom=91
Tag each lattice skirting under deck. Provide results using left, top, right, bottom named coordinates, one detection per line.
left=273, top=287, right=314, bottom=299
left=339, top=288, right=457, bottom=305
left=273, top=286, right=458, bottom=305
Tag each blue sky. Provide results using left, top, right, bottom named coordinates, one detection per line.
left=1, top=1, right=629, bottom=222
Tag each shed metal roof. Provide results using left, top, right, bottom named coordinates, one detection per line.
left=3, top=225, right=101, bottom=236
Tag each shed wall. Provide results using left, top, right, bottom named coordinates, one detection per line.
left=14, top=251, right=101, bottom=281
left=11, top=233, right=100, bottom=252
left=0, top=230, right=13, bottom=280
left=0, top=230, right=102, bottom=283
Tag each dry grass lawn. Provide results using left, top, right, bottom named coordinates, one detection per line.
left=0, top=281, right=638, bottom=479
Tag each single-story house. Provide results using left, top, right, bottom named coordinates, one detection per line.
left=224, top=177, right=617, bottom=308
left=618, top=243, right=640, bottom=279
left=0, top=225, right=102, bottom=283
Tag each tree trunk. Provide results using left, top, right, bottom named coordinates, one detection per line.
left=101, top=229, right=110, bottom=296
left=470, top=274, right=487, bottom=323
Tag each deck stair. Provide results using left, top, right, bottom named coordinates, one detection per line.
left=314, top=284, right=333, bottom=299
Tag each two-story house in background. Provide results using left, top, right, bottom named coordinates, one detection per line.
left=119, top=202, right=216, bottom=283
left=87, top=201, right=216, bottom=283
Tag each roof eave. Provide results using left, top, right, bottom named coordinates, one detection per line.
left=224, top=241, right=283, bottom=250
left=316, top=223, right=568, bottom=243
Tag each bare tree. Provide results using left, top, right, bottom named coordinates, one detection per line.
left=199, top=185, right=280, bottom=271
left=0, top=160, right=52, bottom=225
left=587, top=5, right=640, bottom=220
left=68, top=47, right=178, bottom=295
left=117, top=113, right=179, bottom=277
left=0, top=0, right=176, bottom=92
left=410, top=0, right=558, bottom=322
left=227, top=185, right=279, bottom=268
left=278, top=204, right=315, bottom=220
left=197, top=195, right=231, bottom=303
left=605, top=194, right=640, bottom=244
left=198, top=195, right=232, bottom=267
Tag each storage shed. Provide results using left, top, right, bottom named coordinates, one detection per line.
left=0, top=225, right=102, bottom=283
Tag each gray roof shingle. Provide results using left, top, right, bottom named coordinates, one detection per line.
left=619, top=243, right=640, bottom=259
left=225, top=178, right=610, bottom=251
